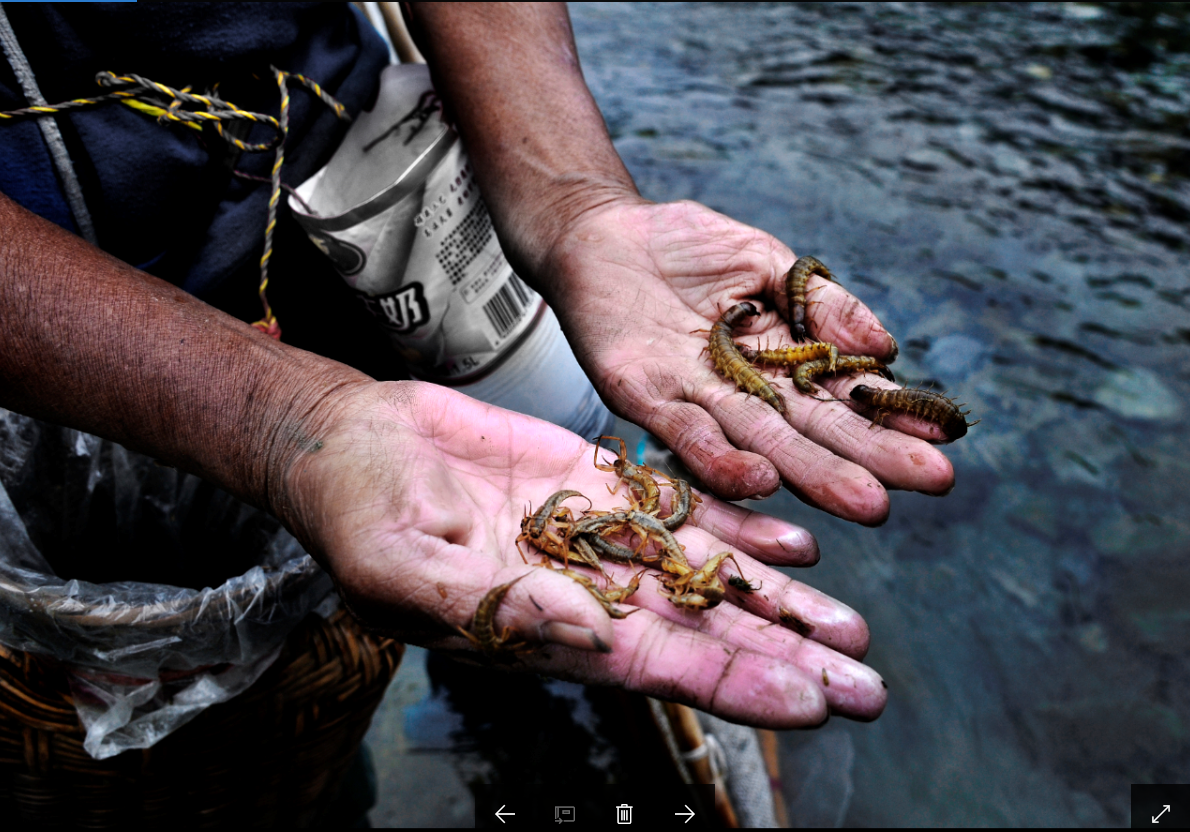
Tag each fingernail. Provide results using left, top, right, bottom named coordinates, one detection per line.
left=752, top=481, right=780, bottom=500
left=540, top=621, right=612, bottom=653
left=776, top=528, right=817, bottom=559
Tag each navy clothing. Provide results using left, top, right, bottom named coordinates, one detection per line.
left=0, top=2, right=388, bottom=299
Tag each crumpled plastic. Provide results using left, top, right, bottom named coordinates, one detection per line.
left=0, top=409, right=335, bottom=759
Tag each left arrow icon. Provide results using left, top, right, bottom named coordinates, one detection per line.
left=495, top=805, right=516, bottom=824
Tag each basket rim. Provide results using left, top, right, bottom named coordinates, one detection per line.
left=0, top=554, right=325, bottom=635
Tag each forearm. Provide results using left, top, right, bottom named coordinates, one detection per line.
left=0, top=193, right=370, bottom=520
left=408, top=3, right=638, bottom=295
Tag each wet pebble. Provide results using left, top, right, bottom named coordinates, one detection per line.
left=1092, top=368, right=1182, bottom=421
left=1064, top=4, right=1105, bottom=20
left=1026, top=86, right=1111, bottom=120
left=1076, top=622, right=1109, bottom=654
left=990, top=147, right=1033, bottom=177
left=902, top=148, right=951, bottom=172
left=925, top=333, right=987, bottom=380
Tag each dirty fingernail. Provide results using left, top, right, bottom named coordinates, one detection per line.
left=540, top=621, right=612, bottom=653
left=776, top=528, right=818, bottom=561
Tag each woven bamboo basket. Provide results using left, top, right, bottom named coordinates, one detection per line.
left=0, top=608, right=403, bottom=828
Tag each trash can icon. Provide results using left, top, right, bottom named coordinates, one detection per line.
left=616, top=804, right=633, bottom=824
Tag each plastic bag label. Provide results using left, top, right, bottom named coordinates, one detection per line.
left=358, top=282, right=430, bottom=334
left=291, top=65, right=543, bottom=384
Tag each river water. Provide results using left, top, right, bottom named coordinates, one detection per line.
left=371, top=3, right=1190, bottom=826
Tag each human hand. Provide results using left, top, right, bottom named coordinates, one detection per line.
left=276, top=380, right=886, bottom=728
left=538, top=197, right=956, bottom=525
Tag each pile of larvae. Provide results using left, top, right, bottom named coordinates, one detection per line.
left=708, top=255, right=977, bottom=440
left=458, top=437, right=753, bottom=656
left=517, top=436, right=746, bottom=613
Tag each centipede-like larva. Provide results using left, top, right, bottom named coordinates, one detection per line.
left=736, top=342, right=839, bottom=373
left=784, top=255, right=836, bottom=341
left=708, top=302, right=786, bottom=414
left=849, top=384, right=978, bottom=440
left=660, top=477, right=700, bottom=531
left=792, top=354, right=895, bottom=395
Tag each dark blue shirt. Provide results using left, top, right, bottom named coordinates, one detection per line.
left=0, top=2, right=388, bottom=298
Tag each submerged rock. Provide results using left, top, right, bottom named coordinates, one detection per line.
left=1092, top=368, right=1182, bottom=421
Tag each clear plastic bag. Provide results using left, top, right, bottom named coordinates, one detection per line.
left=0, top=408, right=334, bottom=759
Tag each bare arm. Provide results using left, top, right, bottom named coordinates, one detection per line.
left=407, top=2, right=636, bottom=282
left=0, top=7, right=892, bottom=725
left=0, top=192, right=361, bottom=521
left=0, top=192, right=884, bottom=727
left=407, top=3, right=954, bottom=520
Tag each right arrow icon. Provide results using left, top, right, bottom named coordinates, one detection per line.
left=1153, top=805, right=1170, bottom=823
left=675, top=804, right=696, bottom=824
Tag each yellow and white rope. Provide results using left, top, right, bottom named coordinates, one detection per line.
left=0, top=69, right=352, bottom=340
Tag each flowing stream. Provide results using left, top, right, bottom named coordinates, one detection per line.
left=372, top=5, right=1190, bottom=826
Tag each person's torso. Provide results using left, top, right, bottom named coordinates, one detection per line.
left=0, top=2, right=387, bottom=296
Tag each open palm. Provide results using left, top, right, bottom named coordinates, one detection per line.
left=542, top=198, right=955, bottom=525
left=280, top=380, right=886, bottom=729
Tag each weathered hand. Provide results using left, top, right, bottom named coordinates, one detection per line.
left=279, top=380, right=885, bottom=728
left=540, top=197, right=955, bottom=525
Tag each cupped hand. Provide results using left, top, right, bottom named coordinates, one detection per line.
left=277, top=380, right=886, bottom=729
left=539, top=197, right=955, bottom=525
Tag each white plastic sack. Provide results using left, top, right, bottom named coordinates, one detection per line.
left=0, top=409, right=334, bottom=759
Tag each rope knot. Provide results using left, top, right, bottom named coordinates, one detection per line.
left=4, top=68, right=353, bottom=343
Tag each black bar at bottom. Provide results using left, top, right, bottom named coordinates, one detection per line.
left=476, top=785, right=716, bottom=829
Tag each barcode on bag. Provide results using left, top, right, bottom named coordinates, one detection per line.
left=483, top=275, right=533, bottom=338
left=437, top=200, right=494, bottom=287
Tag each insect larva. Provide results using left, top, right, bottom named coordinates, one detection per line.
left=784, top=255, right=836, bottom=341
left=792, top=354, right=895, bottom=395
left=526, top=489, right=587, bottom=539
left=456, top=575, right=531, bottom=655
left=567, top=535, right=611, bottom=573
left=661, top=477, right=699, bottom=531
left=849, top=384, right=978, bottom=440
left=593, top=435, right=661, bottom=514
left=727, top=574, right=761, bottom=593
left=623, top=510, right=689, bottom=569
left=736, top=342, right=839, bottom=373
left=582, top=533, right=640, bottom=564
left=708, top=302, right=786, bottom=414
left=554, top=567, right=636, bottom=619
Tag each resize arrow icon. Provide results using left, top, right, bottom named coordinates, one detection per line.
left=1153, top=805, right=1170, bottom=823
left=675, top=804, right=696, bottom=824
left=495, top=805, right=515, bottom=824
